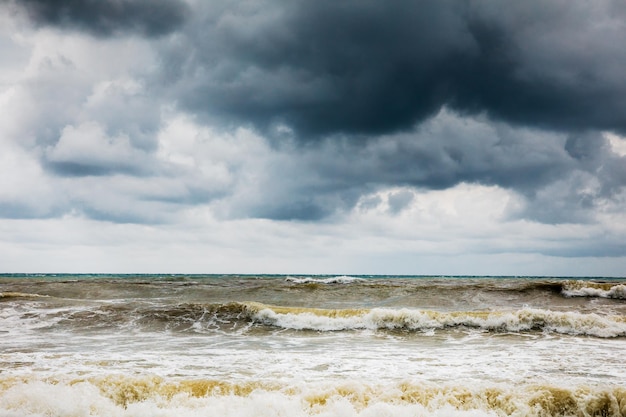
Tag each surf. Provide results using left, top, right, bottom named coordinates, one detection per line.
left=2, top=375, right=625, bottom=417
left=561, top=280, right=626, bottom=299
left=244, top=302, right=626, bottom=337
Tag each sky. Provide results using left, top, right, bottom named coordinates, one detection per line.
left=1, top=0, right=625, bottom=276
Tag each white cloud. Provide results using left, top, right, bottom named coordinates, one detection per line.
left=0, top=141, right=60, bottom=218
left=47, top=121, right=147, bottom=169
left=156, top=113, right=266, bottom=186
left=0, top=195, right=624, bottom=276
left=605, top=132, right=626, bottom=157
left=0, top=15, right=31, bottom=88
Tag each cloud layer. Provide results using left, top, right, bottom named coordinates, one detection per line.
left=13, top=0, right=189, bottom=37
left=153, top=0, right=626, bottom=138
left=1, top=0, right=625, bottom=273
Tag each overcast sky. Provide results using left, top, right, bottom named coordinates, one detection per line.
left=1, top=0, right=625, bottom=275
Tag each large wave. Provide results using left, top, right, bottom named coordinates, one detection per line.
left=1, top=375, right=624, bottom=417
left=4, top=299, right=625, bottom=338
left=245, top=303, right=626, bottom=338
left=561, top=280, right=626, bottom=299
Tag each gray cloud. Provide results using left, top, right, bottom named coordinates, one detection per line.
left=12, top=0, right=190, bottom=37
left=157, top=0, right=626, bottom=139
left=0, top=32, right=164, bottom=181
left=147, top=0, right=626, bottom=225
left=223, top=111, right=625, bottom=224
left=42, top=121, right=152, bottom=177
left=0, top=201, right=63, bottom=220
left=11, top=0, right=626, bottom=139
left=3, top=0, right=626, bottom=230
left=387, top=190, right=415, bottom=215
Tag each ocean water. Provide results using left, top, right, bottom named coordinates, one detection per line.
left=1, top=274, right=625, bottom=417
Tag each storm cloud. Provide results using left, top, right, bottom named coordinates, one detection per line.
left=11, top=0, right=626, bottom=139
left=10, top=0, right=626, bottom=138
left=153, top=0, right=626, bottom=139
left=11, top=0, right=190, bottom=37
left=1, top=0, right=625, bottom=272
left=223, top=110, right=625, bottom=223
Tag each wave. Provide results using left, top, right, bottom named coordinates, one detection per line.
left=562, top=280, right=626, bottom=299
left=244, top=303, right=626, bottom=338
left=8, top=300, right=626, bottom=338
left=1, top=375, right=625, bottom=417
left=0, top=292, right=49, bottom=300
left=285, top=276, right=366, bottom=284
left=281, top=278, right=626, bottom=303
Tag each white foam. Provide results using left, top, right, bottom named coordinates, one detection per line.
left=252, top=306, right=626, bottom=338
left=2, top=378, right=624, bottom=417
left=562, top=283, right=626, bottom=299
left=285, top=276, right=365, bottom=284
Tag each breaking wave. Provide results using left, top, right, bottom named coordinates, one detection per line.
left=246, top=303, right=626, bottom=338
left=561, top=280, right=626, bottom=299
left=6, top=300, right=626, bottom=338
left=0, top=292, right=49, bottom=300
left=1, top=375, right=625, bottom=417
left=285, top=276, right=366, bottom=284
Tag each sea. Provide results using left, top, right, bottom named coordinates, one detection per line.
left=1, top=274, right=625, bottom=417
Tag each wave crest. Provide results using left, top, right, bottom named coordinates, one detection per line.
left=2, top=376, right=625, bottom=417
left=246, top=303, right=626, bottom=338
left=562, top=280, right=626, bottom=299
left=0, top=292, right=49, bottom=300
left=285, top=276, right=366, bottom=284
left=9, top=301, right=626, bottom=338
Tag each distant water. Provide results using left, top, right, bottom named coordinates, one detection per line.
left=1, top=274, right=625, bottom=416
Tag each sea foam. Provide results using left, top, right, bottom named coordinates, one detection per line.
left=285, top=276, right=366, bottom=284
left=562, top=280, right=626, bottom=299
left=1, top=377, right=625, bottom=417
left=246, top=303, right=626, bottom=337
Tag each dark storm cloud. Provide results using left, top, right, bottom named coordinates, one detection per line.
left=566, top=132, right=626, bottom=199
left=234, top=113, right=625, bottom=223
left=162, top=0, right=472, bottom=137
left=159, top=0, right=626, bottom=138
left=12, top=0, right=189, bottom=37
left=5, top=0, right=625, bottom=229
left=14, top=0, right=626, bottom=142
left=147, top=0, right=626, bottom=225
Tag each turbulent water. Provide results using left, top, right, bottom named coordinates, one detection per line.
left=1, top=274, right=625, bottom=417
